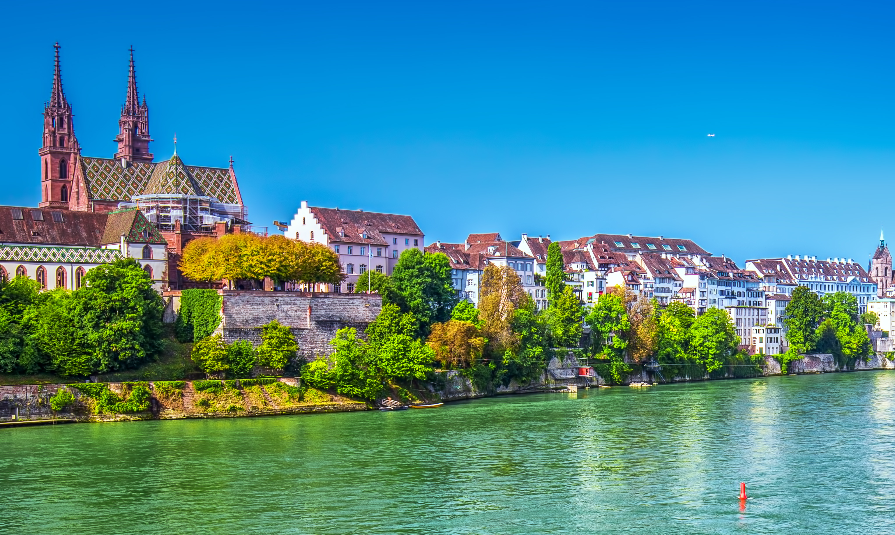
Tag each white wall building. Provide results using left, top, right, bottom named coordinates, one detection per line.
left=283, top=201, right=424, bottom=292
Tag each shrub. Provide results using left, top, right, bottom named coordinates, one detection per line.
left=256, top=321, right=297, bottom=370
left=175, top=289, right=222, bottom=343
left=49, top=387, right=75, bottom=411
left=194, top=380, right=222, bottom=392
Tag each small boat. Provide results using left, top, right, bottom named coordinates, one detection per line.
left=409, top=403, right=444, bottom=409
left=378, top=405, right=409, bottom=411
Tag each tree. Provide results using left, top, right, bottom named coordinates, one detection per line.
left=783, top=286, right=824, bottom=355
left=656, top=301, right=695, bottom=364
left=861, top=311, right=879, bottom=327
left=545, top=242, right=565, bottom=303
left=451, top=301, right=483, bottom=327
left=479, top=265, right=529, bottom=355
left=389, top=249, right=457, bottom=335
left=427, top=320, right=486, bottom=368
left=75, top=258, right=165, bottom=372
left=256, top=320, right=298, bottom=370
left=585, top=289, right=630, bottom=382
left=179, top=237, right=222, bottom=284
left=228, top=340, right=257, bottom=378
left=543, top=284, right=582, bottom=347
left=688, top=308, right=739, bottom=372
left=626, top=296, right=659, bottom=363
left=823, top=292, right=871, bottom=363
left=30, top=291, right=92, bottom=376
left=503, top=297, right=550, bottom=383
left=353, top=270, right=393, bottom=300
left=191, top=335, right=231, bottom=376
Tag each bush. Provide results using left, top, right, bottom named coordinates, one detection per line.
left=69, top=382, right=151, bottom=414
left=256, top=321, right=297, bottom=370
left=175, top=289, right=222, bottom=343
left=49, top=387, right=75, bottom=411
left=194, top=380, right=222, bottom=392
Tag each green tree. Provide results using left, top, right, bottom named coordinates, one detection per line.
left=688, top=308, right=739, bottom=372
left=503, top=297, right=550, bottom=383
left=861, top=311, right=879, bottom=327
left=585, top=290, right=630, bottom=382
left=545, top=242, right=565, bottom=303
left=74, top=258, right=165, bottom=372
left=656, top=301, right=695, bottom=364
left=191, top=335, right=232, bottom=376
left=228, top=340, right=257, bottom=378
left=543, top=284, right=582, bottom=347
left=256, top=320, right=297, bottom=370
left=451, top=301, right=483, bottom=327
left=30, top=291, right=92, bottom=376
left=389, top=249, right=458, bottom=335
left=823, top=292, right=871, bottom=364
left=783, top=286, right=824, bottom=355
left=353, top=270, right=393, bottom=301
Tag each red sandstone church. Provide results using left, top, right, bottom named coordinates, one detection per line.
left=37, top=44, right=249, bottom=288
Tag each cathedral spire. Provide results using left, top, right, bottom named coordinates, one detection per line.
left=115, top=46, right=153, bottom=163
left=124, top=46, right=139, bottom=115
left=48, top=42, right=67, bottom=110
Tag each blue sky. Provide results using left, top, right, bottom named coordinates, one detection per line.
left=1, top=1, right=892, bottom=265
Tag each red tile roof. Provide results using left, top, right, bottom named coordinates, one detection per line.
left=0, top=206, right=164, bottom=247
left=309, top=207, right=423, bottom=246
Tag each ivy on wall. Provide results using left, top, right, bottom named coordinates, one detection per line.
left=175, top=289, right=223, bottom=342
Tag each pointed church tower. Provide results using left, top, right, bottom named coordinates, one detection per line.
left=871, top=231, right=892, bottom=298
left=114, top=47, right=153, bottom=164
left=39, top=43, right=79, bottom=208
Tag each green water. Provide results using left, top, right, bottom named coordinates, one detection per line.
left=3, top=372, right=895, bottom=534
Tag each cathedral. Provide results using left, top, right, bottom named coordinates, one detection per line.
left=39, top=44, right=250, bottom=288
left=871, top=232, right=892, bottom=297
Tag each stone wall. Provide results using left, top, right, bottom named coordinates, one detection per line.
left=215, top=291, right=382, bottom=360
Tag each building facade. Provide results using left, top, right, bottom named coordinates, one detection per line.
left=283, top=201, right=424, bottom=292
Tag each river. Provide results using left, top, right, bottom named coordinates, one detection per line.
left=2, top=371, right=895, bottom=534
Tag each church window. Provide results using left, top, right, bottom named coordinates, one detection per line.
left=59, top=159, right=67, bottom=179
left=55, top=267, right=66, bottom=290
left=75, top=267, right=86, bottom=289
left=0, top=266, right=6, bottom=282
left=36, top=266, right=47, bottom=290
left=60, top=137, right=65, bottom=148
left=44, top=161, right=47, bottom=181
left=15, top=265, right=25, bottom=278
left=143, top=265, right=153, bottom=279
left=60, top=186, right=68, bottom=203
left=142, top=245, right=153, bottom=259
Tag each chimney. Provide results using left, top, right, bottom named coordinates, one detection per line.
left=546, top=234, right=551, bottom=240
left=521, top=233, right=528, bottom=241
left=300, top=200, right=308, bottom=209
left=538, top=235, right=543, bottom=243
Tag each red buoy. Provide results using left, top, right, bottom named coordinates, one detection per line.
left=739, top=482, right=748, bottom=500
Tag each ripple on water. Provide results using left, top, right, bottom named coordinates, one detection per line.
left=3, top=372, right=895, bottom=534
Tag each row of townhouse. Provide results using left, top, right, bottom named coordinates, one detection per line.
left=278, top=202, right=878, bottom=356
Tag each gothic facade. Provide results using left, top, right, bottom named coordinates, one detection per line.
left=38, top=44, right=250, bottom=289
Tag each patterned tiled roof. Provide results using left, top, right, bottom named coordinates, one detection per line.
left=78, top=155, right=240, bottom=204
left=100, top=209, right=166, bottom=245
left=0, top=245, right=122, bottom=264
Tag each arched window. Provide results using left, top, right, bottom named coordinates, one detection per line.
left=60, top=185, right=68, bottom=203
left=60, top=137, right=65, bottom=148
left=44, top=186, right=48, bottom=202
left=59, top=159, right=67, bottom=179
left=346, top=263, right=354, bottom=274
left=75, top=267, right=86, bottom=289
left=55, top=267, right=66, bottom=290
left=302, top=217, right=306, bottom=224
left=0, top=266, right=7, bottom=282
left=36, top=266, right=47, bottom=289
left=44, top=161, right=47, bottom=181
left=15, top=265, right=26, bottom=278
left=359, top=264, right=367, bottom=274
left=142, top=245, right=152, bottom=259
left=143, top=265, right=153, bottom=279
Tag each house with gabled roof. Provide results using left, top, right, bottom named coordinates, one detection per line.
left=425, top=242, right=489, bottom=305
left=283, top=201, right=425, bottom=292
left=0, top=206, right=167, bottom=291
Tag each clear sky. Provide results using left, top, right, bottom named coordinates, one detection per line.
left=1, top=1, right=892, bottom=266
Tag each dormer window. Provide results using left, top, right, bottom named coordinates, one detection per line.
left=631, top=242, right=641, bottom=248
left=614, top=241, right=624, bottom=247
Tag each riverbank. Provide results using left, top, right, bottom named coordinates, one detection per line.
left=0, top=379, right=367, bottom=425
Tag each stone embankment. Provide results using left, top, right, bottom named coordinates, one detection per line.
left=0, top=379, right=367, bottom=425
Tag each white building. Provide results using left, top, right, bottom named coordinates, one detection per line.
left=0, top=206, right=167, bottom=291
left=745, top=255, right=877, bottom=314
left=869, top=299, right=895, bottom=334
left=282, top=201, right=424, bottom=292
left=752, top=326, right=783, bottom=356
left=725, top=306, right=769, bottom=349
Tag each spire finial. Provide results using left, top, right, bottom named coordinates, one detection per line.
left=173, top=133, right=177, bottom=155
left=124, top=46, right=139, bottom=115
left=229, top=155, right=234, bottom=168
left=49, top=42, right=66, bottom=109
